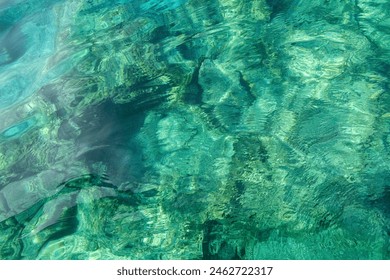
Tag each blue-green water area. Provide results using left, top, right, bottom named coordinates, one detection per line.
left=0, top=0, right=389, bottom=259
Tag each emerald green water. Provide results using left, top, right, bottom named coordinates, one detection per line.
left=0, top=0, right=389, bottom=259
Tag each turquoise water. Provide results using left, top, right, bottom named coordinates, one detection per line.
left=0, top=0, right=389, bottom=259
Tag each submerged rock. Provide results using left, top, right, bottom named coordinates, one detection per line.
left=0, top=0, right=389, bottom=259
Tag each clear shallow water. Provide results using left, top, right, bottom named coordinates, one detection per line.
left=0, top=0, right=389, bottom=259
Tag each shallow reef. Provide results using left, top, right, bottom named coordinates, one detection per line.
left=0, top=0, right=389, bottom=259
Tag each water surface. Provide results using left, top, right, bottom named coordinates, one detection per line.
left=0, top=0, right=389, bottom=259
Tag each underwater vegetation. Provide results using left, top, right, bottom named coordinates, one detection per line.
left=0, top=0, right=389, bottom=259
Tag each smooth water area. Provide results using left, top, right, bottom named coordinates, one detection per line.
left=0, top=0, right=389, bottom=259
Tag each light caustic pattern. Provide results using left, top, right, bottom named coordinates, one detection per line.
left=0, top=0, right=389, bottom=259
